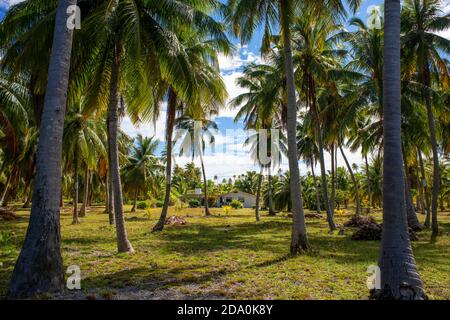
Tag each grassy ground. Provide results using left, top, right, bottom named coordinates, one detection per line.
left=0, top=205, right=449, bottom=300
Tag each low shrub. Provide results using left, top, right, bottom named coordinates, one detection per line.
left=137, top=201, right=148, bottom=210
left=188, top=199, right=200, bottom=208
left=230, top=199, right=243, bottom=209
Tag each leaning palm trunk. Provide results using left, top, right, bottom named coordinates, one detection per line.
left=255, top=166, right=263, bottom=222
left=79, top=167, right=89, bottom=217
left=339, top=145, right=361, bottom=216
left=199, top=151, right=211, bottom=216
left=417, top=148, right=431, bottom=226
left=310, top=83, right=335, bottom=231
left=0, top=169, right=11, bottom=207
left=421, top=67, right=439, bottom=237
left=107, top=42, right=133, bottom=253
left=7, top=0, right=76, bottom=298
left=153, top=87, right=177, bottom=232
left=279, top=0, right=309, bottom=253
left=310, top=158, right=321, bottom=213
left=373, top=0, right=426, bottom=300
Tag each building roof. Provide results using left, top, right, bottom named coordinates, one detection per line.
left=219, top=190, right=256, bottom=198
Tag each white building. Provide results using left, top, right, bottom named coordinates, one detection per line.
left=218, top=191, right=256, bottom=208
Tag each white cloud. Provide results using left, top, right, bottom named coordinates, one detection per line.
left=0, top=0, right=23, bottom=8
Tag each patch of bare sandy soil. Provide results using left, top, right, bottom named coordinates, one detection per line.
left=53, top=279, right=227, bottom=300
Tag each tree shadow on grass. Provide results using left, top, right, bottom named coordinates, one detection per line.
left=81, top=252, right=296, bottom=298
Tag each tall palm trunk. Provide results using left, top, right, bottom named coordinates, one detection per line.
left=79, top=167, right=89, bottom=217
left=268, top=166, right=275, bottom=216
left=402, top=148, right=422, bottom=231
left=330, top=144, right=336, bottom=215
left=365, top=155, right=371, bottom=214
left=339, top=145, right=361, bottom=216
left=374, top=0, right=425, bottom=300
left=131, top=186, right=138, bottom=213
left=255, top=166, right=263, bottom=222
left=107, top=169, right=115, bottom=225
left=417, top=148, right=431, bottom=227
left=414, top=168, right=425, bottom=214
left=199, top=151, right=211, bottom=216
left=105, top=172, right=109, bottom=213
left=310, top=77, right=335, bottom=231
left=23, top=184, right=32, bottom=208
left=72, top=143, right=80, bottom=224
left=279, top=0, right=309, bottom=253
left=7, top=0, right=76, bottom=298
left=0, top=169, right=11, bottom=207
left=310, top=158, right=321, bottom=213
left=421, top=66, right=439, bottom=237
left=108, top=41, right=133, bottom=253
left=153, top=87, right=177, bottom=232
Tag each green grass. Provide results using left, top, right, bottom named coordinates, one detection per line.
left=0, top=205, right=449, bottom=300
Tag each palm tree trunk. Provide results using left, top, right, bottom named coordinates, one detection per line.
left=7, top=0, right=76, bottom=298
left=310, top=157, right=321, bottom=213
left=131, top=186, right=138, bottom=213
left=365, top=155, right=371, bottom=214
left=309, top=75, right=335, bottom=231
left=104, top=174, right=109, bottom=213
left=279, top=0, right=309, bottom=253
left=414, top=167, right=425, bottom=214
left=107, top=169, right=115, bottom=225
left=255, top=166, right=263, bottom=222
left=72, top=143, right=80, bottom=224
left=330, top=144, right=336, bottom=216
left=374, top=0, right=426, bottom=300
left=268, top=167, right=275, bottom=216
left=152, top=87, right=177, bottom=232
left=79, top=167, right=89, bottom=217
left=339, top=145, right=361, bottom=216
left=417, top=148, right=431, bottom=227
left=199, top=151, right=211, bottom=216
left=421, top=65, right=439, bottom=237
left=402, top=147, right=422, bottom=231
left=107, top=41, right=133, bottom=253
left=23, top=184, right=32, bottom=208
left=0, top=170, right=11, bottom=207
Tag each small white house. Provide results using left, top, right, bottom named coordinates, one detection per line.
left=218, top=191, right=256, bottom=208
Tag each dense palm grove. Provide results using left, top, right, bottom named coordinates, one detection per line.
left=0, top=0, right=449, bottom=300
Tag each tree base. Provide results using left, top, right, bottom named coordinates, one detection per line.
left=152, top=221, right=164, bottom=232
left=370, top=284, right=428, bottom=300
left=290, top=234, right=310, bottom=254
left=117, top=240, right=134, bottom=254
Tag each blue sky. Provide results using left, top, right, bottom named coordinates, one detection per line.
left=1, top=0, right=449, bottom=179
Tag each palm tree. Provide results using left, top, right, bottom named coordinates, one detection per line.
left=401, top=0, right=450, bottom=237
left=8, top=0, right=77, bottom=298
left=63, top=97, right=107, bottom=223
left=373, top=0, right=425, bottom=300
left=122, top=135, right=160, bottom=213
left=152, top=25, right=230, bottom=232
left=175, top=113, right=218, bottom=216
left=226, top=0, right=311, bottom=252
left=0, top=72, right=30, bottom=207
